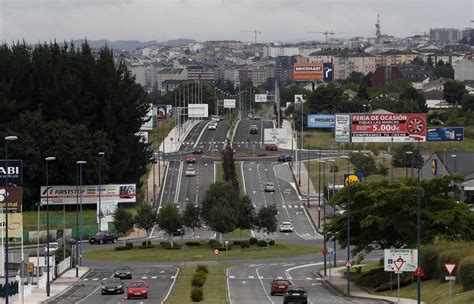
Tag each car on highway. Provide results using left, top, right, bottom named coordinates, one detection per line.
left=44, top=242, right=59, bottom=255
left=265, top=144, right=278, bottom=151
left=254, top=116, right=261, bottom=120
left=264, top=182, right=275, bottom=192
left=126, top=280, right=148, bottom=299
left=192, top=147, right=203, bottom=154
left=89, top=231, right=118, bottom=244
left=270, top=278, right=292, bottom=295
left=211, top=115, right=223, bottom=122
left=208, top=122, right=218, bottom=130
left=283, top=286, right=307, bottom=304
left=186, top=154, right=197, bottom=163
left=186, top=166, right=196, bottom=177
left=278, top=154, right=293, bottom=162
left=279, top=222, right=294, bottom=232
left=101, top=277, right=124, bottom=295
left=114, top=266, right=132, bottom=279
left=249, top=125, right=258, bottom=134
left=56, top=237, right=77, bottom=246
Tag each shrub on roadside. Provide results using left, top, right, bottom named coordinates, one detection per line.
left=139, top=240, right=153, bottom=249
left=190, top=286, right=203, bottom=302
left=249, top=237, right=258, bottom=246
left=185, top=241, right=201, bottom=246
left=460, top=259, right=474, bottom=291
left=209, top=239, right=222, bottom=248
left=125, top=242, right=134, bottom=248
left=233, top=240, right=241, bottom=246
left=269, top=239, right=275, bottom=246
left=196, top=265, right=209, bottom=273
left=115, top=246, right=132, bottom=251
left=257, top=240, right=268, bottom=247
left=240, top=240, right=250, bottom=248
left=191, top=275, right=206, bottom=287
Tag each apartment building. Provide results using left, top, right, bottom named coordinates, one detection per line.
left=455, top=58, right=474, bottom=81
left=333, top=52, right=376, bottom=80
left=251, top=67, right=275, bottom=86
left=375, top=50, right=419, bottom=67
left=263, top=45, right=299, bottom=58
left=187, top=65, right=215, bottom=81
left=429, top=28, right=462, bottom=43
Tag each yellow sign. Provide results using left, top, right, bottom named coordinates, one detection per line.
left=0, top=213, right=23, bottom=238
left=345, top=174, right=361, bottom=186
left=27, top=262, right=34, bottom=273
left=431, top=159, right=437, bottom=175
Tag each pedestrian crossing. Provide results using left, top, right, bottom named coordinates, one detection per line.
left=82, top=276, right=174, bottom=282
left=252, top=204, right=306, bottom=209
left=228, top=275, right=323, bottom=282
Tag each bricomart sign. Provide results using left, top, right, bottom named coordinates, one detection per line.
left=293, top=63, right=333, bottom=81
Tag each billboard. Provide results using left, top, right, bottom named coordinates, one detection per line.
left=0, top=213, right=23, bottom=238
left=264, top=128, right=288, bottom=144
left=223, top=99, right=236, bottom=109
left=307, top=114, right=335, bottom=128
left=343, top=173, right=363, bottom=185
left=323, top=63, right=333, bottom=82
left=255, top=94, right=267, bottom=103
left=40, top=184, right=136, bottom=205
left=335, top=114, right=351, bottom=143
left=294, top=94, right=305, bottom=104
left=351, top=114, right=426, bottom=143
left=384, top=249, right=418, bottom=272
left=188, top=104, right=209, bottom=118
left=293, top=63, right=324, bottom=81
left=0, top=187, right=22, bottom=210
left=0, top=160, right=23, bottom=186
left=427, top=127, right=464, bottom=142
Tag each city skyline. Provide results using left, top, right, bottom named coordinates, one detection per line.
left=1, top=0, right=473, bottom=43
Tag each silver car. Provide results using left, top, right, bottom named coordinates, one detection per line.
left=186, top=167, right=196, bottom=177
left=264, top=182, right=275, bottom=192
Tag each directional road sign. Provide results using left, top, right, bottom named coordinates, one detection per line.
left=384, top=249, right=418, bottom=272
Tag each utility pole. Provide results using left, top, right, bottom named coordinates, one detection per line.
left=275, top=80, right=280, bottom=128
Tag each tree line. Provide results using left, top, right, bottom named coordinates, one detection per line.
left=0, top=41, right=149, bottom=209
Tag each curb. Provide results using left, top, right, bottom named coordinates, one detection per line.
left=41, top=267, right=92, bottom=304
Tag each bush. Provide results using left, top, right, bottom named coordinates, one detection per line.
left=185, top=241, right=201, bottom=246
left=191, top=275, right=206, bottom=287
left=125, top=242, right=134, bottom=248
left=196, top=265, right=209, bottom=274
left=232, top=240, right=241, bottom=246
left=142, top=240, right=152, bottom=247
left=240, top=240, right=250, bottom=248
left=208, top=239, right=222, bottom=248
left=257, top=240, right=268, bottom=247
left=161, top=242, right=181, bottom=250
left=249, top=237, right=258, bottom=246
left=269, top=239, right=275, bottom=246
left=420, top=246, right=440, bottom=280
left=115, top=246, right=132, bottom=251
left=190, top=286, right=204, bottom=302
left=460, top=259, right=474, bottom=291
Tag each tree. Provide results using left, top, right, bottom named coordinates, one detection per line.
left=461, top=94, right=474, bottom=112
left=444, top=80, right=467, bottom=105
left=349, top=152, right=377, bottom=177
left=411, top=56, right=425, bottom=66
left=393, top=143, right=423, bottom=168
left=183, top=202, right=203, bottom=239
left=326, top=176, right=474, bottom=255
left=399, top=87, right=427, bottom=113
left=134, top=203, right=158, bottom=236
left=307, top=83, right=363, bottom=114
left=222, top=145, right=239, bottom=191
left=156, top=204, right=183, bottom=248
left=113, top=206, right=134, bottom=244
left=206, top=201, right=237, bottom=243
left=434, top=60, right=454, bottom=79
left=357, top=85, right=370, bottom=100
left=256, top=204, right=278, bottom=234
left=236, top=195, right=256, bottom=238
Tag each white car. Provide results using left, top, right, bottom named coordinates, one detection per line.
left=211, top=116, right=221, bottom=122
left=279, top=222, right=294, bottom=232
left=44, top=242, right=59, bottom=255
left=208, top=123, right=217, bottom=130
left=264, top=182, right=275, bottom=192
left=185, top=167, right=196, bottom=177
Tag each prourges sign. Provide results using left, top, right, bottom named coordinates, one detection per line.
left=351, top=114, right=426, bottom=143
left=0, top=160, right=23, bottom=186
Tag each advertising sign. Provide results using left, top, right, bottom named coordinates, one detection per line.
left=0, top=160, right=23, bottom=185
left=166, top=104, right=173, bottom=116
left=384, top=249, right=418, bottom=272
left=254, top=94, right=267, bottom=103
left=188, top=104, right=209, bottom=118
left=294, top=95, right=305, bottom=104
left=307, top=114, right=335, bottom=128
left=351, top=114, right=426, bottom=143
left=0, top=187, right=22, bottom=210
left=264, top=128, right=288, bottom=144
left=335, top=114, right=351, bottom=143
left=293, top=63, right=324, bottom=81
left=223, top=99, right=236, bottom=109
left=0, top=213, right=23, bottom=238
left=40, top=184, right=136, bottom=205
left=427, top=127, right=464, bottom=142
left=343, top=173, right=363, bottom=186
left=155, top=104, right=167, bottom=119
left=323, top=63, right=333, bottom=82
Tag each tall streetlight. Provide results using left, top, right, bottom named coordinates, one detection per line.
left=340, top=155, right=351, bottom=296
left=44, top=156, right=55, bottom=297
left=98, top=152, right=105, bottom=231
left=76, top=161, right=86, bottom=270
left=318, top=159, right=327, bottom=276
left=4, top=135, right=17, bottom=303
left=405, top=151, right=414, bottom=178
left=327, top=159, right=337, bottom=267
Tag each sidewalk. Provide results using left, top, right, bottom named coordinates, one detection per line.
left=318, top=266, right=420, bottom=304
left=20, top=267, right=90, bottom=304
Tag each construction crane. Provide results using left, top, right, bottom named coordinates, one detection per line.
left=307, top=30, right=347, bottom=43
left=241, top=30, right=262, bottom=44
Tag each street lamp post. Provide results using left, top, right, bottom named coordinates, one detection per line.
left=98, top=152, right=105, bottom=231
left=340, top=155, right=351, bottom=296
left=317, top=148, right=321, bottom=227
left=327, top=159, right=337, bottom=267
left=76, top=161, right=86, bottom=271
left=44, top=156, right=55, bottom=297
left=318, top=160, right=327, bottom=276
left=4, top=135, right=17, bottom=303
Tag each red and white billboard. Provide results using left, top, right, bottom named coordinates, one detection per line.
left=293, top=63, right=324, bottom=81
left=351, top=114, right=426, bottom=143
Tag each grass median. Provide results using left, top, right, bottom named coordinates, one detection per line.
left=83, top=241, right=320, bottom=262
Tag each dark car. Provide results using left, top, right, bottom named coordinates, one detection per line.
left=89, top=231, right=117, bottom=244
left=249, top=125, right=258, bottom=134
left=114, top=266, right=132, bottom=279
left=173, top=226, right=185, bottom=236
left=101, top=277, right=124, bottom=295
left=283, top=286, right=307, bottom=304
left=56, top=237, right=77, bottom=246
left=278, top=155, right=293, bottom=162
left=192, top=147, right=203, bottom=154
left=270, top=278, right=291, bottom=295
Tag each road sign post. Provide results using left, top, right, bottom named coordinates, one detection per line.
left=212, top=248, right=220, bottom=262
left=444, top=263, right=457, bottom=304
left=224, top=241, right=229, bottom=260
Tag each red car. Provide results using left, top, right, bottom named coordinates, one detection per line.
left=270, top=278, right=291, bottom=295
left=126, top=281, right=148, bottom=299
left=265, top=144, right=278, bottom=151
left=186, top=155, right=196, bottom=163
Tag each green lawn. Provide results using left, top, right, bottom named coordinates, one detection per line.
left=83, top=241, right=320, bottom=262
left=223, top=229, right=251, bottom=240
left=166, top=265, right=228, bottom=304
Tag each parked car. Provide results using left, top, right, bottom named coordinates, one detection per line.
left=279, top=222, right=294, bottom=232
left=114, top=266, right=132, bottom=280
left=283, top=286, right=307, bottom=304
left=249, top=125, right=258, bottom=134
left=173, top=226, right=185, bottom=236
left=44, top=242, right=59, bottom=255
left=265, top=144, right=278, bottom=151
left=186, top=166, right=196, bottom=177
left=270, top=278, right=292, bottom=295
left=126, top=281, right=148, bottom=299
left=89, top=231, right=117, bottom=244
left=264, top=182, right=275, bottom=192
left=186, top=154, right=197, bottom=163
left=192, top=147, right=203, bottom=154
left=101, top=277, right=124, bottom=295
left=278, top=154, right=293, bottom=162
left=56, top=237, right=77, bottom=246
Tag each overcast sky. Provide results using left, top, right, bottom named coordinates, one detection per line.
left=1, top=0, right=473, bottom=43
